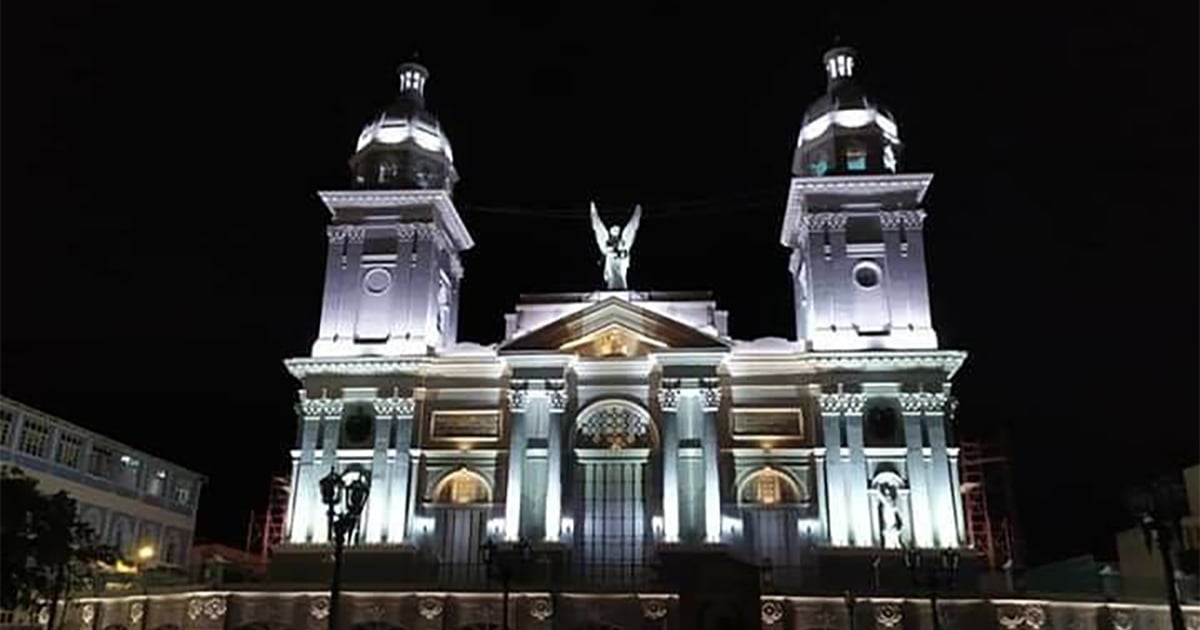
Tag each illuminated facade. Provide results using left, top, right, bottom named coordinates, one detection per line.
left=280, top=50, right=965, bottom=582
left=53, top=48, right=1200, bottom=630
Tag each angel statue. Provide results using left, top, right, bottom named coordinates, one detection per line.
left=589, top=202, right=642, bottom=290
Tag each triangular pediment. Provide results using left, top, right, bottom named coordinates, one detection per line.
left=499, top=297, right=730, bottom=355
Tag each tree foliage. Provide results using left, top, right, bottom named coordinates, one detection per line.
left=0, top=466, right=117, bottom=620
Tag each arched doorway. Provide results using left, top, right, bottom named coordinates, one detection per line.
left=738, top=466, right=810, bottom=575
left=571, top=399, right=657, bottom=586
left=428, top=467, right=493, bottom=585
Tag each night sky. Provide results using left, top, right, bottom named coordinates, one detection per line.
left=2, top=4, right=1196, bottom=566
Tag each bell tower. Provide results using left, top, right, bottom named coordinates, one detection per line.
left=782, top=47, right=937, bottom=351
left=311, top=62, right=472, bottom=357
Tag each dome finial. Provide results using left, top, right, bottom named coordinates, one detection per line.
left=822, top=45, right=858, bottom=91
left=397, top=60, right=429, bottom=104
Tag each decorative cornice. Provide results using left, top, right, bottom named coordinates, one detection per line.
left=790, top=173, right=934, bottom=200
left=725, top=350, right=967, bottom=379
left=286, top=357, right=428, bottom=379
left=318, top=190, right=474, bottom=251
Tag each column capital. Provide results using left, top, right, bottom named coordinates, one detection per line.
left=508, top=379, right=567, bottom=412
left=373, top=396, right=415, bottom=417
left=658, top=378, right=720, bottom=412
left=896, top=391, right=948, bottom=414
left=298, top=391, right=344, bottom=419
left=817, top=391, right=866, bottom=415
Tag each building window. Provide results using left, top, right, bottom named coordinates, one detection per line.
left=56, top=433, right=84, bottom=469
left=148, top=469, right=167, bottom=496
left=433, top=469, right=490, bottom=504
left=119, top=455, right=141, bottom=489
left=809, top=159, right=830, bottom=177
left=88, top=446, right=115, bottom=479
left=755, top=472, right=781, bottom=505
left=0, top=409, right=14, bottom=447
left=845, top=147, right=868, bottom=171
left=19, top=420, right=50, bottom=458
left=173, top=481, right=191, bottom=506
left=739, top=468, right=805, bottom=505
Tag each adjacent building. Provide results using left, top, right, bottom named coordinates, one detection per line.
left=0, top=395, right=204, bottom=567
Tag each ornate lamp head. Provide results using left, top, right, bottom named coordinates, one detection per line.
left=346, top=475, right=370, bottom=517
left=319, top=469, right=342, bottom=507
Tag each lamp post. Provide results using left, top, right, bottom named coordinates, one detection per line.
left=135, top=545, right=154, bottom=630
left=1127, top=477, right=1188, bottom=630
left=903, top=547, right=960, bottom=630
left=320, top=468, right=370, bottom=630
left=481, top=538, right=533, bottom=630
left=842, top=590, right=857, bottom=630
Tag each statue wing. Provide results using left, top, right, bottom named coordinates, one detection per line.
left=589, top=202, right=609, bottom=251
left=619, top=204, right=642, bottom=250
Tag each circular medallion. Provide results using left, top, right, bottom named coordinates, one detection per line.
left=852, top=260, right=881, bottom=289
left=362, top=268, right=392, bottom=295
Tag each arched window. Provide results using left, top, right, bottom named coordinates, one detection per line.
left=432, top=468, right=491, bottom=504
left=574, top=400, right=655, bottom=450
left=738, top=468, right=806, bottom=505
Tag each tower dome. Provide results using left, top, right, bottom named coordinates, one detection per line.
left=792, top=47, right=902, bottom=177
left=349, top=62, right=458, bottom=191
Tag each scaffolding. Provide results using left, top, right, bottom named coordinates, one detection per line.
left=246, top=475, right=291, bottom=560
left=959, top=440, right=1021, bottom=571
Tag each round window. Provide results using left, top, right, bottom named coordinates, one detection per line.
left=853, top=261, right=881, bottom=289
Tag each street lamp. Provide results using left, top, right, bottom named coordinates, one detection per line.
left=320, top=467, right=370, bottom=630
left=903, top=547, right=960, bottom=630
left=481, top=537, right=533, bottom=630
left=1127, top=476, right=1188, bottom=630
left=134, top=545, right=154, bottom=630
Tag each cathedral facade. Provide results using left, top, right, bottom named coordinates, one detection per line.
left=61, top=48, right=1200, bottom=630
left=278, top=48, right=965, bottom=583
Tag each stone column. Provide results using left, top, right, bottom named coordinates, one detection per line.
left=917, top=391, right=957, bottom=547
left=294, top=393, right=341, bottom=543
left=698, top=380, right=722, bottom=543
left=503, top=386, right=529, bottom=541
left=543, top=386, right=567, bottom=541
left=901, top=393, right=934, bottom=548
left=845, top=408, right=872, bottom=547
left=818, top=389, right=864, bottom=547
left=384, top=396, right=416, bottom=543
left=365, top=396, right=402, bottom=543
left=657, top=383, right=681, bottom=543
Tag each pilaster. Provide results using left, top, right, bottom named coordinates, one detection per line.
left=817, top=389, right=864, bottom=547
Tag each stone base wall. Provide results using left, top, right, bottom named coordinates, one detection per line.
left=38, top=591, right=1200, bottom=630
